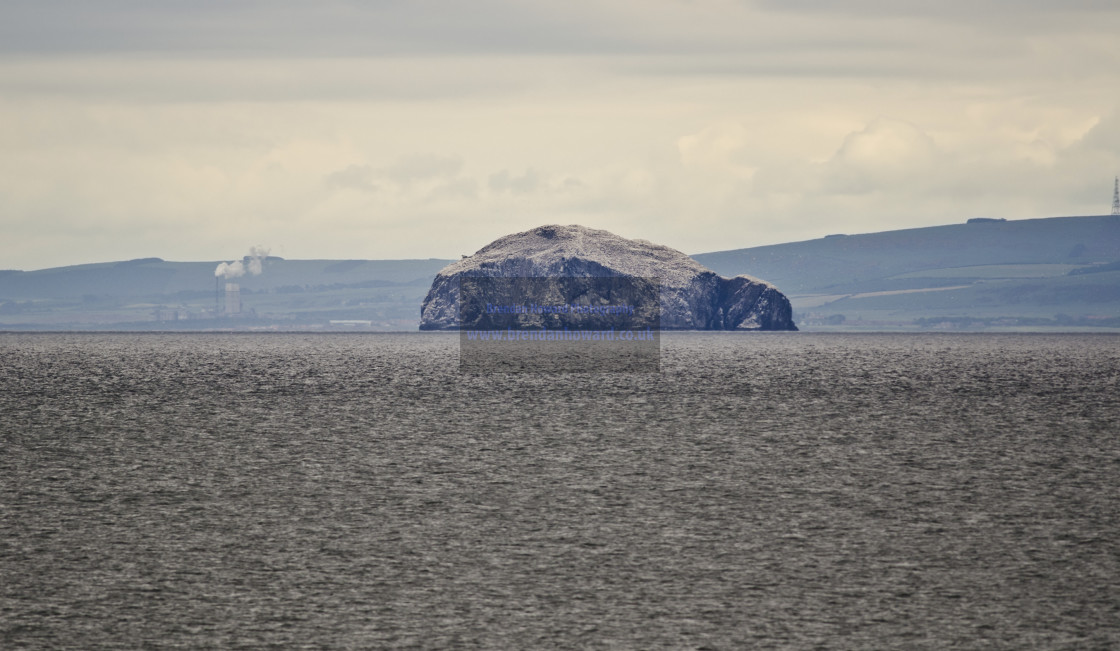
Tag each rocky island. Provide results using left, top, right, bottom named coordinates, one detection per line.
left=420, top=225, right=797, bottom=331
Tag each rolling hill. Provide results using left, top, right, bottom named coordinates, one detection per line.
left=0, top=258, right=455, bottom=330
left=693, top=215, right=1120, bottom=330
left=3, top=215, right=1119, bottom=330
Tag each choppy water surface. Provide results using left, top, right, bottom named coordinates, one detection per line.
left=1, top=332, right=1118, bottom=649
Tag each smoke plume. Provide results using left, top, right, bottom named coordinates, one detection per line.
left=215, top=246, right=270, bottom=278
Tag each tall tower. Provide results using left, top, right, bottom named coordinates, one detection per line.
left=225, top=283, right=241, bottom=315
left=1113, top=176, right=1120, bottom=216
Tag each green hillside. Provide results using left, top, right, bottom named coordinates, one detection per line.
left=4, top=215, right=1120, bottom=331
left=0, top=258, right=454, bottom=330
left=693, top=215, right=1120, bottom=330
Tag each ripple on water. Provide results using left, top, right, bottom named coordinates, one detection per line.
left=1, top=332, right=1118, bottom=648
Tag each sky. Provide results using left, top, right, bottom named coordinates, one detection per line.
left=2, top=0, right=1119, bottom=270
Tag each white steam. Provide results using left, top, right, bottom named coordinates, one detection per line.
left=246, top=245, right=269, bottom=275
left=215, top=246, right=270, bottom=278
left=214, top=260, right=244, bottom=278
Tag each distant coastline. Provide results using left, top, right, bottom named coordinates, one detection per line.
left=3, top=215, right=1119, bottom=332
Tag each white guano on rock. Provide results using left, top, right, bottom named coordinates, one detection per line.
left=420, top=225, right=797, bottom=331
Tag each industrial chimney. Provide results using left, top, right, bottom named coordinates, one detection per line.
left=225, top=283, right=242, bottom=315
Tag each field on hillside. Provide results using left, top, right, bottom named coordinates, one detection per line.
left=4, top=216, right=1119, bottom=331
left=694, top=215, right=1120, bottom=331
left=0, top=258, right=452, bottom=330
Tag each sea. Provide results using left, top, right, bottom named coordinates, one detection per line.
left=1, top=332, right=1117, bottom=649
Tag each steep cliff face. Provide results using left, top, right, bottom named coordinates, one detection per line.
left=420, top=225, right=797, bottom=331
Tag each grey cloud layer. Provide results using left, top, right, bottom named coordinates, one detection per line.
left=2, top=1, right=1116, bottom=104
left=1, top=1, right=1118, bottom=269
left=6, top=1, right=1118, bottom=57
left=1, top=1, right=647, bottom=56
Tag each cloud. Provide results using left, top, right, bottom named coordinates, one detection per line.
left=489, top=168, right=540, bottom=195
left=325, top=154, right=466, bottom=194
left=4, top=1, right=1109, bottom=63
left=677, top=122, right=756, bottom=175
left=325, top=164, right=377, bottom=192
left=325, top=154, right=477, bottom=206
left=1077, top=112, right=1120, bottom=153
left=0, top=57, right=530, bottom=103
left=0, top=1, right=651, bottom=57
left=752, top=0, right=1120, bottom=27
left=820, top=118, right=939, bottom=194
left=428, top=177, right=479, bottom=202
left=382, top=154, right=463, bottom=184
left=1, top=2, right=1119, bottom=270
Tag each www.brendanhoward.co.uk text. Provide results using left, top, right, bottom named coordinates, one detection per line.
left=484, top=303, right=636, bottom=316
left=464, top=327, right=656, bottom=342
